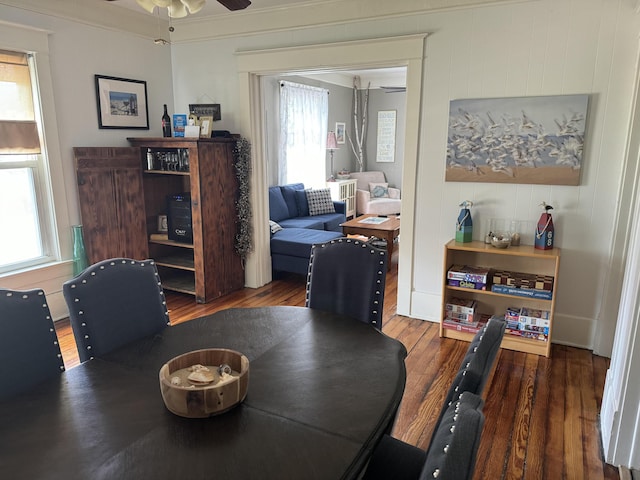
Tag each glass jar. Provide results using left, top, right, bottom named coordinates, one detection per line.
left=510, top=220, right=521, bottom=246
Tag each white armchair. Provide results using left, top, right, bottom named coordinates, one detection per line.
left=349, top=171, right=401, bottom=216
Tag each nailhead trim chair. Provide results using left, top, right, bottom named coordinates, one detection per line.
left=361, top=317, right=505, bottom=480
left=0, top=288, right=65, bottom=399
left=363, top=392, right=485, bottom=480
left=431, top=316, right=506, bottom=435
left=306, top=237, right=387, bottom=328
left=62, top=258, right=170, bottom=363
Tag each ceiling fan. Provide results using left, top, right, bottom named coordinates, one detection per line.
left=104, top=0, right=251, bottom=18
left=380, top=86, right=406, bottom=93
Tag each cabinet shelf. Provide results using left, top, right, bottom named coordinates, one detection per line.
left=144, top=169, right=189, bottom=176
left=150, top=238, right=194, bottom=249
left=441, top=239, right=560, bottom=357
left=444, top=285, right=553, bottom=303
left=155, top=253, right=195, bottom=271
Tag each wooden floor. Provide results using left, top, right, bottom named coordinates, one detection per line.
left=55, top=253, right=618, bottom=480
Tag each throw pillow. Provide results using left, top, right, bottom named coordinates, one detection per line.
left=369, top=182, right=390, bottom=198
left=269, top=220, right=283, bottom=234
left=306, top=188, right=336, bottom=216
left=295, top=189, right=310, bottom=217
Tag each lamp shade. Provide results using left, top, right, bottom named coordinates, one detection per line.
left=326, top=131, right=338, bottom=150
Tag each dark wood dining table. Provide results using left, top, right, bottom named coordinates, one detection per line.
left=0, top=306, right=407, bottom=479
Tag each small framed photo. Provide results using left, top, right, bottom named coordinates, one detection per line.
left=335, top=122, right=346, bottom=144
left=94, top=75, right=149, bottom=129
left=199, top=116, right=213, bottom=138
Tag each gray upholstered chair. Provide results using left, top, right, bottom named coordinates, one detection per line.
left=63, top=258, right=170, bottom=363
left=0, top=288, right=65, bottom=399
left=306, top=237, right=387, bottom=329
left=363, top=392, right=485, bottom=480
left=362, top=317, right=505, bottom=480
left=434, top=316, right=506, bottom=428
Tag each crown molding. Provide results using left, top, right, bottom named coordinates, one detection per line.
left=0, top=0, right=532, bottom=42
left=0, top=0, right=167, bottom=39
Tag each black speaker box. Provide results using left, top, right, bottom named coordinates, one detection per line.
left=167, top=193, right=193, bottom=243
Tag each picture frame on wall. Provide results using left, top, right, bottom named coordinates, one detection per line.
left=335, top=122, right=346, bottom=144
left=94, top=75, right=149, bottom=129
left=199, top=116, right=213, bottom=138
left=445, top=94, right=589, bottom=185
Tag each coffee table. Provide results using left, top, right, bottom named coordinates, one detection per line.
left=341, top=214, right=400, bottom=270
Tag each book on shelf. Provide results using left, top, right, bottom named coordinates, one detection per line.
left=448, top=279, right=487, bottom=290
left=490, top=284, right=552, bottom=300
left=446, top=297, right=477, bottom=315
left=447, top=264, right=491, bottom=283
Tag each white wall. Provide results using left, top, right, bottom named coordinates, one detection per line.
left=169, top=0, right=640, bottom=354
left=0, top=4, right=174, bottom=318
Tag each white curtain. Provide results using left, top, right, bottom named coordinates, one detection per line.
left=279, top=81, right=328, bottom=188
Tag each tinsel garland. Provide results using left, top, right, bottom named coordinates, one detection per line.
left=234, top=137, right=253, bottom=264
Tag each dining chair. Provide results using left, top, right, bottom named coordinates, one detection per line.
left=0, top=288, right=65, bottom=399
left=438, top=316, right=506, bottom=411
left=363, top=317, right=505, bottom=479
left=305, top=237, right=387, bottom=328
left=362, top=391, right=485, bottom=480
left=62, top=258, right=170, bottom=363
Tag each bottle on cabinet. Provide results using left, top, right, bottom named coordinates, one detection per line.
left=162, top=104, right=172, bottom=137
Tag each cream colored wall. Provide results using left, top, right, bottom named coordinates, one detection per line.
left=170, top=0, right=640, bottom=353
left=1, top=0, right=639, bottom=353
left=0, top=4, right=174, bottom=319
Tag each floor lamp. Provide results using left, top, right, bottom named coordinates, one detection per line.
left=326, top=131, right=338, bottom=181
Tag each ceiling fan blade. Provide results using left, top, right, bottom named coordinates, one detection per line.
left=168, top=0, right=189, bottom=18
left=182, top=0, right=206, bottom=14
left=217, top=0, right=251, bottom=11
left=135, top=0, right=159, bottom=14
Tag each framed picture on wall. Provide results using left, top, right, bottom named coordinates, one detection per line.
left=94, top=75, right=149, bottom=129
left=335, top=122, right=346, bottom=144
left=199, top=116, right=213, bottom=138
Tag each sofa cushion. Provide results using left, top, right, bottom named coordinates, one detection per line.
left=279, top=217, right=325, bottom=230
left=271, top=228, right=343, bottom=258
left=369, top=182, right=390, bottom=198
left=269, top=186, right=290, bottom=222
left=295, top=189, right=310, bottom=217
left=306, top=188, right=336, bottom=216
left=281, top=184, right=304, bottom=217
left=313, top=213, right=346, bottom=232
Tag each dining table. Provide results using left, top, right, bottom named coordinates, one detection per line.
left=0, top=306, right=407, bottom=479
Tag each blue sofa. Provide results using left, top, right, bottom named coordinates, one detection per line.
left=269, top=183, right=345, bottom=275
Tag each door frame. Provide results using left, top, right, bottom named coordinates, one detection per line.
left=236, top=34, right=426, bottom=317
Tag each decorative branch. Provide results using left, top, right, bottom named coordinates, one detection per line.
left=348, top=76, right=370, bottom=172
left=233, top=137, right=253, bottom=266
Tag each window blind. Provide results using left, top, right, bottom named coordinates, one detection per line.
left=0, top=49, right=40, bottom=154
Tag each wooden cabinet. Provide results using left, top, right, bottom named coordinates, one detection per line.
left=327, top=179, right=357, bottom=219
left=74, top=147, right=149, bottom=263
left=440, top=239, right=560, bottom=357
left=74, top=138, right=244, bottom=304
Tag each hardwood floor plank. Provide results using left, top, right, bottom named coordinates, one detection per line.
left=524, top=355, right=551, bottom=480
left=53, top=259, right=617, bottom=480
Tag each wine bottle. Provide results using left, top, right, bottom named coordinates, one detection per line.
left=162, top=104, right=172, bottom=137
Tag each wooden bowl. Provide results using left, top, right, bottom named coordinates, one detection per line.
left=159, top=348, right=249, bottom=418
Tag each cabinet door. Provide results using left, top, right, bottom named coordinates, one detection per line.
left=74, top=147, right=148, bottom=263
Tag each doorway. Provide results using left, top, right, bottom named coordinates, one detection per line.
left=236, top=34, right=426, bottom=318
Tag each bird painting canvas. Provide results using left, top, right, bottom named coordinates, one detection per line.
left=445, top=94, right=588, bottom=185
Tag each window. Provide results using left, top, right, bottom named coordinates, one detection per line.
left=0, top=49, right=57, bottom=274
left=278, top=81, right=328, bottom=188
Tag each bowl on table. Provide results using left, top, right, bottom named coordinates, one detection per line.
left=159, top=348, right=249, bottom=418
